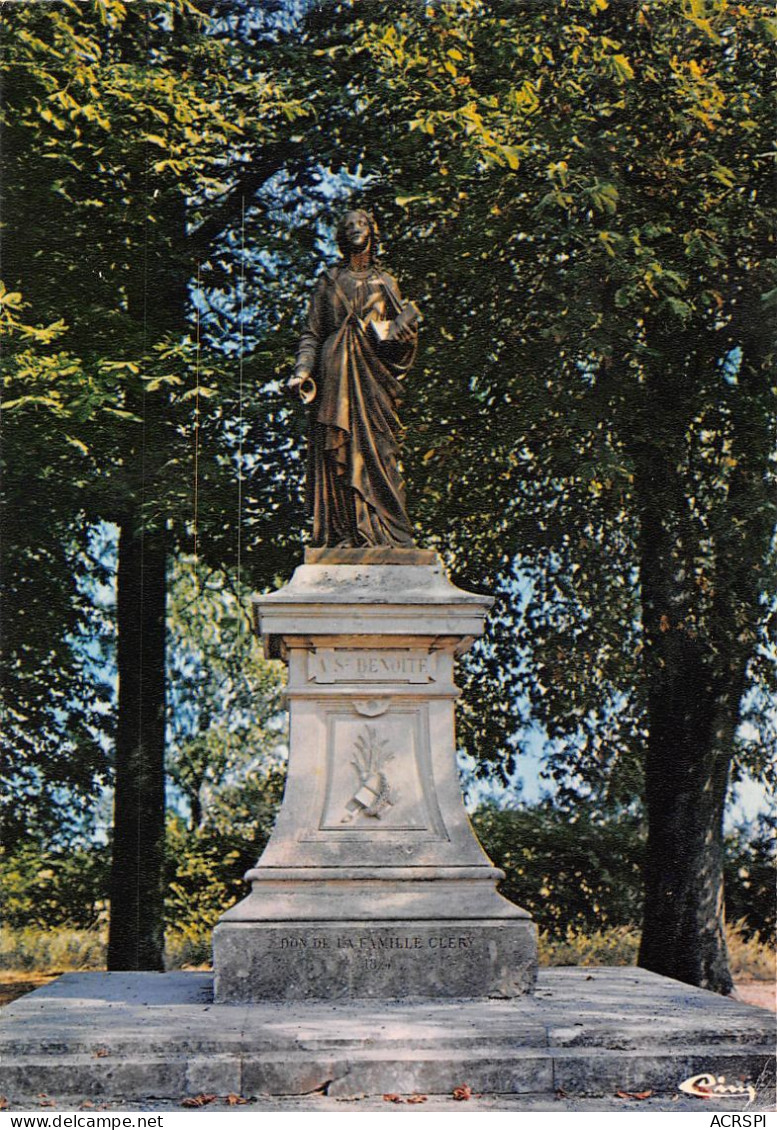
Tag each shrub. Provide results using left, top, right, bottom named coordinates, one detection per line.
left=0, top=927, right=107, bottom=972
left=473, top=800, right=645, bottom=935
left=0, top=926, right=215, bottom=973
left=165, top=818, right=246, bottom=941
left=726, top=919, right=776, bottom=982
left=537, top=920, right=775, bottom=981
left=539, top=925, right=641, bottom=967
left=724, top=815, right=776, bottom=945
left=165, top=931, right=212, bottom=970
left=474, top=800, right=776, bottom=945
left=0, top=842, right=110, bottom=929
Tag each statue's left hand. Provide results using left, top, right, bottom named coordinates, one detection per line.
left=387, top=321, right=415, bottom=344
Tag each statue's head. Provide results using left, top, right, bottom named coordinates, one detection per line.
left=336, top=209, right=379, bottom=259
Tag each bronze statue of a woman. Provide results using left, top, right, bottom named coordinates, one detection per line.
left=288, top=210, right=419, bottom=548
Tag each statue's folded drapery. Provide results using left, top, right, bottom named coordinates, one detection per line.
left=296, top=264, right=417, bottom=547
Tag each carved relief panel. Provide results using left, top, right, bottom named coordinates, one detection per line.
left=319, top=703, right=444, bottom=836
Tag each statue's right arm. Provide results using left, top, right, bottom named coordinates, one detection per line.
left=288, top=275, right=326, bottom=398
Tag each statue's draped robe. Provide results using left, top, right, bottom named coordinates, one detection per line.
left=296, top=264, right=417, bottom=547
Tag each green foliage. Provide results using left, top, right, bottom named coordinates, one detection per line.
left=724, top=814, right=777, bottom=944
left=167, top=559, right=287, bottom=830
left=3, top=0, right=774, bottom=986
left=286, top=0, right=776, bottom=987
left=0, top=841, right=110, bottom=931
left=165, top=818, right=245, bottom=943
left=474, top=801, right=775, bottom=945
left=1, top=0, right=308, bottom=855
left=473, top=801, right=645, bottom=934
left=164, top=931, right=212, bottom=971
left=328, top=0, right=777, bottom=790
left=0, top=756, right=284, bottom=945
left=164, top=764, right=285, bottom=939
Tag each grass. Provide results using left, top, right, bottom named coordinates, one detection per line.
left=539, top=919, right=775, bottom=983
left=0, top=928, right=211, bottom=973
left=0, top=926, right=107, bottom=973
left=165, top=932, right=211, bottom=970
left=726, top=918, right=776, bottom=982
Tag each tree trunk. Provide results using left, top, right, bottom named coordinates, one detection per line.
left=107, top=522, right=168, bottom=970
left=634, top=448, right=736, bottom=993
left=106, top=175, right=186, bottom=969
left=190, top=788, right=203, bottom=832
left=637, top=635, right=736, bottom=993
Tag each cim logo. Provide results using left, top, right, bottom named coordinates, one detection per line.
left=678, top=1072, right=758, bottom=1105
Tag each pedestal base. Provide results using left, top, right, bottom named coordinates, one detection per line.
left=213, top=557, right=538, bottom=1003
left=214, top=918, right=537, bottom=1002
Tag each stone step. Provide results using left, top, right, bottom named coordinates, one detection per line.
left=0, top=969, right=773, bottom=1104
left=2, top=1044, right=773, bottom=1102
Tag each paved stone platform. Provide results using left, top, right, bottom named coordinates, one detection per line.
left=1, top=968, right=774, bottom=1107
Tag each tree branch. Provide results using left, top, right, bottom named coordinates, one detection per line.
left=187, top=139, right=306, bottom=257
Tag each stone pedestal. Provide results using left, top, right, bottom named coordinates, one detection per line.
left=212, top=549, right=537, bottom=1002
